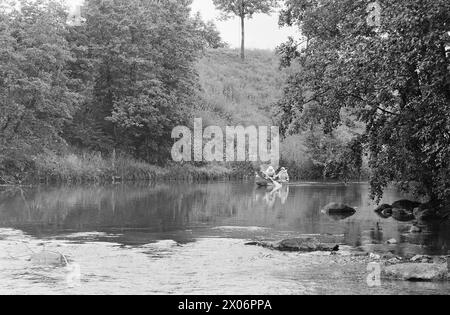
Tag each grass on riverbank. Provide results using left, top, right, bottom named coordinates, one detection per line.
left=2, top=149, right=364, bottom=185
left=31, top=152, right=249, bottom=184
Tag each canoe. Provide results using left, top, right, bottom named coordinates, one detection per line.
left=256, top=180, right=289, bottom=187
left=256, top=180, right=274, bottom=187
left=255, top=171, right=288, bottom=187
left=255, top=171, right=273, bottom=187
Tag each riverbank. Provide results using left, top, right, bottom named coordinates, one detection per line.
left=0, top=152, right=254, bottom=185
left=1, top=151, right=368, bottom=186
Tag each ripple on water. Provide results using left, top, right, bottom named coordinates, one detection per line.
left=2, top=230, right=450, bottom=295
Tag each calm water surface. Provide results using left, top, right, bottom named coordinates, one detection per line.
left=0, top=181, right=449, bottom=295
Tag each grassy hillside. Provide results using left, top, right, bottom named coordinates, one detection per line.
left=194, top=48, right=368, bottom=181
left=196, top=48, right=286, bottom=127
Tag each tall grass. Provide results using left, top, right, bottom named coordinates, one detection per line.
left=196, top=48, right=287, bottom=126
left=32, top=151, right=246, bottom=184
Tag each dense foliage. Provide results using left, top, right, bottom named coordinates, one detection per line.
left=0, top=0, right=81, bottom=183
left=65, top=0, right=206, bottom=164
left=0, top=0, right=223, bottom=183
left=277, top=0, right=450, bottom=202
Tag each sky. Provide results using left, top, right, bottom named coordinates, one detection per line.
left=66, top=0, right=299, bottom=50
left=190, top=0, right=298, bottom=50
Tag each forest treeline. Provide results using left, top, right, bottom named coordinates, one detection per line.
left=0, top=0, right=232, bottom=183
left=1, top=0, right=449, bottom=207
left=0, top=0, right=358, bottom=185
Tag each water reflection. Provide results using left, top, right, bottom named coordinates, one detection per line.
left=0, top=182, right=449, bottom=253
left=255, top=185, right=290, bottom=208
left=1, top=182, right=450, bottom=295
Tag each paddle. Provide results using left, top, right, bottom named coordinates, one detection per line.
left=266, top=173, right=281, bottom=189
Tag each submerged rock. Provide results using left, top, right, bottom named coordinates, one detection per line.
left=31, top=251, right=66, bottom=266
left=246, top=237, right=339, bottom=253
left=383, top=263, right=448, bottom=282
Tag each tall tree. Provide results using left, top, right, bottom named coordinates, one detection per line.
left=0, top=0, right=81, bottom=182
left=65, top=0, right=205, bottom=163
left=277, top=0, right=450, bottom=204
left=212, top=0, right=277, bottom=60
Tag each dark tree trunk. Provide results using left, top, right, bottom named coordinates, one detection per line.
left=240, top=15, right=245, bottom=60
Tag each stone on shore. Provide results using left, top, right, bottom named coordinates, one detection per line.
left=383, top=263, right=448, bottom=282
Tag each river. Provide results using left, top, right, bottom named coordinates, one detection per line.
left=0, top=181, right=449, bottom=295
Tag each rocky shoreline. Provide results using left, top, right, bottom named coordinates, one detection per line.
left=375, top=199, right=450, bottom=223
left=246, top=236, right=450, bottom=282
left=245, top=199, right=450, bottom=283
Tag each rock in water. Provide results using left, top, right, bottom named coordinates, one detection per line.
left=246, top=237, right=339, bottom=253
left=409, top=200, right=447, bottom=222
left=392, top=208, right=415, bottom=222
left=409, top=225, right=422, bottom=233
left=276, top=238, right=339, bottom=252
left=327, top=212, right=356, bottom=221
left=411, top=255, right=433, bottom=263
left=386, top=238, right=398, bottom=245
left=381, top=208, right=393, bottom=217
left=375, top=204, right=393, bottom=213
left=374, top=204, right=393, bottom=219
left=322, top=203, right=356, bottom=215
left=383, top=264, right=448, bottom=282
left=414, top=208, right=440, bottom=222
left=387, top=258, right=401, bottom=265
left=392, top=200, right=422, bottom=211
left=31, top=251, right=66, bottom=266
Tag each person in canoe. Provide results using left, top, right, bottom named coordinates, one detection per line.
left=275, top=167, right=290, bottom=183
left=264, top=166, right=276, bottom=179
left=256, top=166, right=281, bottom=188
